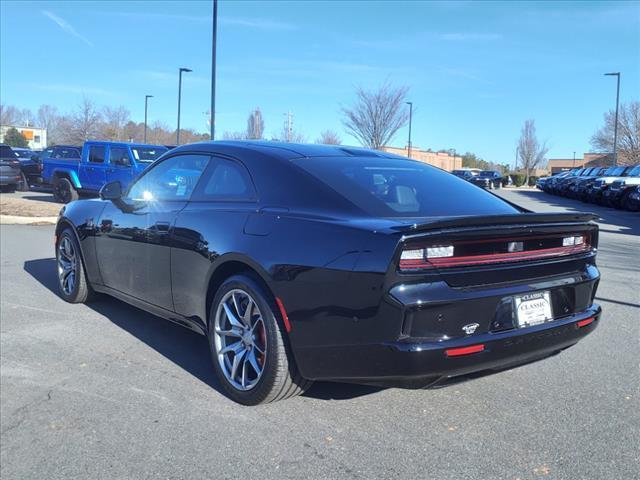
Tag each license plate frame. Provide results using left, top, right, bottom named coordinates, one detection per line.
left=514, top=291, right=553, bottom=328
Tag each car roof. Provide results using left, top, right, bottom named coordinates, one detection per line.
left=169, top=141, right=406, bottom=161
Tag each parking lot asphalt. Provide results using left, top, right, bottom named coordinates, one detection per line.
left=1, top=188, right=638, bottom=480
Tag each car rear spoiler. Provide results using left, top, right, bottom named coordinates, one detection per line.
left=393, top=212, right=599, bottom=235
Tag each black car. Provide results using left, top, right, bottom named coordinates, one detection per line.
left=55, top=142, right=601, bottom=405
left=602, top=164, right=640, bottom=209
left=568, top=167, right=607, bottom=200
left=451, top=169, right=477, bottom=180
left=469, top=170, right=503, bottom=189
left=12, top=147, right=43, bottom=191
left=0, top=144, right=22, bottom=192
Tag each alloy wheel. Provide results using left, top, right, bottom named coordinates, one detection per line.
left=213, top=289, right=267, bottom=391
left=57, top=236, right=77, bottom=295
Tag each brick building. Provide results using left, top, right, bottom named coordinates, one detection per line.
left=547, top=153, right=611, bottom=174
left=380, top=146, right=462, bottom=171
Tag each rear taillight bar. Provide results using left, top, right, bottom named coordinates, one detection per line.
left=400, top=233, right=591, bottom=271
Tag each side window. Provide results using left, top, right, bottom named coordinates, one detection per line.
left=52, top=147, right=64, bottom=159
left=193, top=158, right=256, bottom=201
left=65, top=149, right=80, bottom=159
left=88, top=146, right=105, bottom=163
left=127, top=154, right=209, bottom=202
left=109, top=147, right=131, bottom=166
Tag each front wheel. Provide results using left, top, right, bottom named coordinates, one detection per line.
left=208, top=274, right=312, bottom=405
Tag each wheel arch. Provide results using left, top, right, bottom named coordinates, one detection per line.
left=52, top=170, right=82, bottom=189
left=204, top=254, right=275, bottom=329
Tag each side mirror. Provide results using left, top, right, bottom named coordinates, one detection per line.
left=100, top=181, right=123, bottom=201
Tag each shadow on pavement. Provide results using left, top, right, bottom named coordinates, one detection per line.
left=504, top=189, right=640, bottom=236
left=23, top=257, right=383, bottom=402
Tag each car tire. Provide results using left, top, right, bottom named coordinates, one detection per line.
left=56, top=228, right=94, bottom=304
left=208, top=274, right=312, bottom=405
left=53, top=177, right=79, bottom=203
left=16, top=172, right=29, bottom=192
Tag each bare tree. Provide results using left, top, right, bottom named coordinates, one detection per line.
left=101, top=106, right=130, bottom=141
left=517, top=119, right=549, bottom=186
left=68, top=98, right=102, bottom=143
left=590, top=100, right=640, bottom=165
left=223, top=131, right=246, bottom=140
left=37, top=105, right=63, bottom=144
left=274, top=124, right=305, bottom=143
left=316, top=130, right=342, bottom=145
left=246, top=108, right=264, bottom=140
left=19, top=108, right=36, bottom=126
left=342, top=82, right=409, bottom=149
left=0, top=104, right=20, bottom=125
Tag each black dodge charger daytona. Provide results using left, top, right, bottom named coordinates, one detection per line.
left=55, top=142, right=601, bottom=404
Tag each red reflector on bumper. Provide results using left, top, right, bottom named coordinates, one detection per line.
left=577, top=317, right=595, bottom=328
left=275, top=297, right=292, bottom=333
left=445, top=344, right=485, bottom=357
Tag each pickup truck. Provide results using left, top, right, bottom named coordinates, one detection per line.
left=42, top=141, right=169, bottom=203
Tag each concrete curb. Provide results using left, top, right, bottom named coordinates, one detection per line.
left=0, top=215, right=58, bottom=225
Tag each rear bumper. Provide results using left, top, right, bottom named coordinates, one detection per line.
left=295, top=263, right=601, bottom=387
left=299, top=305, right=600, bottom=388
left=0, top=172, right=21, bottom=186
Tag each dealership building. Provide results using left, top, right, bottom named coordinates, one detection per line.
left=381, top=146, right=462, bottom=171
left=0, top=125, right=47, bottom=150
left=547, top=153, right=612, bottom=174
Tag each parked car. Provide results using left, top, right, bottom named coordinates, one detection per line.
left=584, top=166, right=630, bottom=204
left=451, top=169, right=477, bottom=180
left=541, top=170, right=573, bottom=194
left=11, top=147, right=43, bottom=191
left=602, top=165, right=640, bottom=209
left=536, top=176, right=550, bottom=190
left=625, top=185, right=640, bottom=211
left=469, top=170, right=503, bottom=189
left=54, top=142, right=602, bottom=405
left=42, top=141, right=168, bottom=203
left=568, top=167, right=607, bottom=200
left=556, top=168, right=593, bottom=197
left=0, top=144, right=22, bottom=192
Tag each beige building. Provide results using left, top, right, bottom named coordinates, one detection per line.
left=381, top=146, right=462, bottom=171
left=0, top=125, right=47, bottom=150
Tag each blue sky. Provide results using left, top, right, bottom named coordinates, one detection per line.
left=1, top=1, right=639, bottom=165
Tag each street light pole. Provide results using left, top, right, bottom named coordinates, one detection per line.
left=144, top=95, right=153, bottom=144
left=177, top=67, right=192, bottom=145
left=210, top=0, right=218, bottom=140
left=605, top=72, right=621, bottom=166
left=573, top=151, right=576, bottom=168
left=406, top=101, right=413, bottom=158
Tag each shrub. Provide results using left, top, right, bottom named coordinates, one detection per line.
left=509, top=173, right=525, bottom=187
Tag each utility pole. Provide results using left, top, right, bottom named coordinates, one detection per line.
left=406, top=101, right=413, bottom=158
left=604, top=72, right=621, bottom=166
left=515, top=146, right=519, bottom=170
left=177, top=67, right=192, bottom=145
left=284, top=111, right=293, bottom=142
left=573, top=151, right=576, bottom=168
left=210, top=0, right=218, bottom=140
left=144, top=95, right=153, bottom=144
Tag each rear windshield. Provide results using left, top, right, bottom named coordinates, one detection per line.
left=293, top=157, right=519, bottom=217
left=131, top=146, right=168, bottom=163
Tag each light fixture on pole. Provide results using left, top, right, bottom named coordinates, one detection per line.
left=210, top=0, right=218, bottom=141
left=604, top=72, right=621, bottom=166
left=144, top=95, right=153, bottom=144
left=406, top=101, right=413, bottom=158
left=177, top=67, right=193, bottom=145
